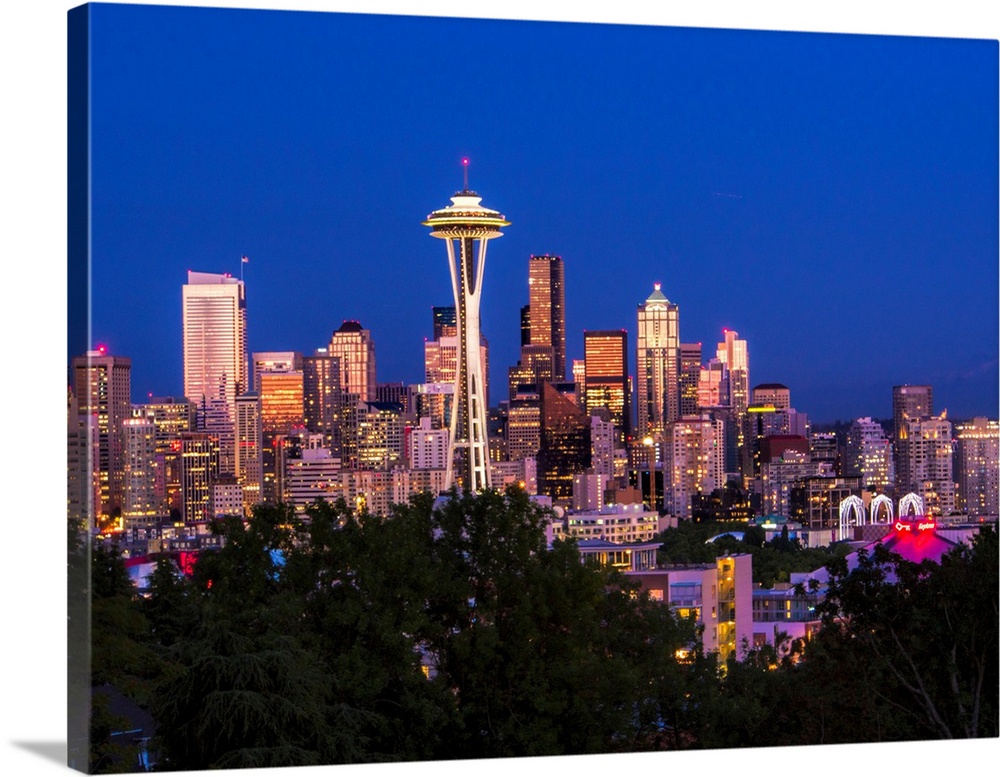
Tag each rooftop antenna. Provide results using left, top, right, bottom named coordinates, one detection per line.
left=462, top=156, right=469, bottom=191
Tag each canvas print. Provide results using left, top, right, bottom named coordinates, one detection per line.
left=67, top=2, right=999, bottom=773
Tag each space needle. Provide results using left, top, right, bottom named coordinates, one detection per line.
left=423, top=159, right=509, bottom=492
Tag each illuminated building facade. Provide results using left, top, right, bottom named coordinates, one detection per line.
left=716, top=329, right=749, bottom=479
left=902, top=412, right=955, bottom=516
left=425, top=335, right=488, bottom=429
left=583, top=330, right=630, bottom=443
left=636, top=283, right=680, bottom=437
left=424, top=178, right=508, bottom=492
left=285, top=435, right=342, bottom=512
left=845, top=417, right=893, bottom=491
left=303, top=349, right=342, bottom=454
left=679, top=343, right=702, bottom=417
left=178, top=431, right=220, bottom=523
left=329, top=321, right=376, bottom=403
left=751, top=383, right=790, bottom=410
left=954, top=417, right=1000, bottom=516
left=408, top=416, right=450, bottom=470
left=506, top=385, right=542, bottom=462
left=72, top=348, right=131, bottom=516
left=666, top=414, right=725, bottom=521
left=257, top=360, right=305, bottom=503
left=182, top=270, right=248, bottom=425
left=122, top=410, right=159, bottom=532
left=892, top=384, right=933, bottom=494
left=527, top=254, right=566, bottom=381
left=67, top=391, right=100, bottom=530
left=235, top=393, right=262, bottom=514
left=356, top=401, right=405, bottom=470
left=538, top=382, right=591, bottom=505
left=790, top=475, right=862, bottom=530
left=628, top=554, right=753, bottom=660
left=139, top=397, right=195, bottom=448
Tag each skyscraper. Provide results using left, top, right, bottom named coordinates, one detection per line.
left=679, top=343, right=702, bottom=418
left=636, top=283, right=680, bottom=437
left=845, top=417, right=893, bottom=491
left=666, top=414, right=725, bottom=521
left=122, top=410, right=158, bottom=532
left=583, top=330, right=630, bottom=443
left=424, top=173, right=509, bottom=492
left=527, top=254, right=566, bottom=381
left=329, top=320, right=376, bottom=403
left=235, top=392, right=262, bottom=514
left=716, top=329, right=749, bottom=479
left=182, top=270, right=248, bottom=422
left=538, top=382, right=591, bottom=505
left=901, top=412, right=954, bottom=516
left=892, top=384, right=933, bottom=494
left=303, top=349, right=342, bottom=454
left=72, top=348, right=131, bottom=516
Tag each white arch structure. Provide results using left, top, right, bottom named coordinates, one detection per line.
left=839, top=495, right=867, bottom=540
left=899, top=493, right=924, bottom=517
left=870, top=494, right=894, bottom=523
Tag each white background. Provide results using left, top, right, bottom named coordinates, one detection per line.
left=1, top=2, right=997, bottom=776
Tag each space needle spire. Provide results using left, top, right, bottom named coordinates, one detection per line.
left=423, top=161, right=509, bottom=492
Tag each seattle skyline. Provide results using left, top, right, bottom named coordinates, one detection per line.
left=82, top=4, right=998, bottom=424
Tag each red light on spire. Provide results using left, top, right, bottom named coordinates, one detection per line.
left=462, top=157, right=469, bottom=190
left=97, top=344, right=107, bottom=355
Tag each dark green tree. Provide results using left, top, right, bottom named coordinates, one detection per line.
left=812, top=526, right=998, bottom=739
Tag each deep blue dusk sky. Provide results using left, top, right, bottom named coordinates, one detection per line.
left=86, top=3, right=998, bottom=423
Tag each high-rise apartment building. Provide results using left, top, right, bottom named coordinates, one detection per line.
left=636, top=283, right=680, bottom=437
left=583, top=330, right=630, bottom=443
left=122, top=410, right=159, bottom=532
left=182, top=270, right=248, bottom=421
left=72, top=348, right=132, bottom=516
left=845, top=417, right=893, bottom=491
left=954, top=417, right=1000, bottom=516
left=527, top=254, right=566, bottom=381
left=665, top=414, right=725, bottom=520
left=892, top=384, right=933, bottom=494
left=407, top=416, right=450, bottom=470
left=139, top=397, right=196, bottom=450
left=901, top=412, right=954, bottom=516
left=329, top=321, right=376, bottom=403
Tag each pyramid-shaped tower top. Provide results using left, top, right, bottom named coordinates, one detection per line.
left=644, top=282, right=671, bottom=307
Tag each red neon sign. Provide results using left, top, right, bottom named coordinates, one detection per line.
left=894, top=519, right=936, bottom=533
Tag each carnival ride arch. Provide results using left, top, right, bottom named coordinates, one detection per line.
left=899, top=492, right=924, bottom=517
left=839, top=495, right=867, bottom=540
left=870, top=493, right=894, bottom=523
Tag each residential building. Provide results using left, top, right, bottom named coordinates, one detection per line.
left=72, top=348, right=131, bottom=516
left=954, top=417, right=999, bottom=516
